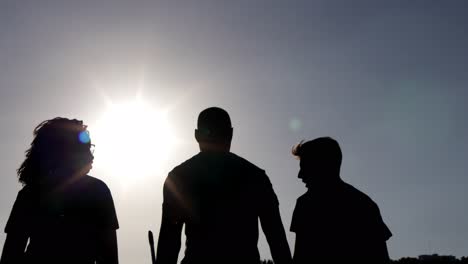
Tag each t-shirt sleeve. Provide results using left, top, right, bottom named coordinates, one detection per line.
left=256, top=171, right=280, bottom=211
left=376, top=210, right=392, bottom=241
left=95, top=182, right=119, bottom=230
left=369, top=203, right=392, bottom=242
left=4, top=189, right=32, bottom=234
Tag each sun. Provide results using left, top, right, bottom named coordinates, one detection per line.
left=91, top=100, right=178, bottom=182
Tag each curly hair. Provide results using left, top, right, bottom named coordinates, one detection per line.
left=17, top=117, right=91, bottom=186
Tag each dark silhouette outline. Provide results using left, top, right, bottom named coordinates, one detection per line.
left=290, top=137, right=392, bottom=263
left=155, top=107, right=292, bottom=264
left=149, top=230, right=156, bottom=264
left=392, top=254, right=468, bottom=264
left=262, top=255, right=468, bottom=264
left=0, top=118, right=119, bottom=264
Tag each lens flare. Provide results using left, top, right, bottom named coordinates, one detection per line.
left=78, top=131, right=91, bottom=144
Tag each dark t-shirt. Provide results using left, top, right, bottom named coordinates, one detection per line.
left=290, top=181, right=392, bottom=263
left=4, top=175, right=119, bottom=264
left=163, top=152, right=279, bottom=264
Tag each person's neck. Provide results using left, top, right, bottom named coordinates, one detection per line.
left=199, top=141, right=231, bottom=153
left=306, top=175, right=342, bottom=189
left=39, top=166, right=89, bottom=191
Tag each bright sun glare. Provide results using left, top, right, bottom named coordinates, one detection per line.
left=92, top=100, right=177, bottom=182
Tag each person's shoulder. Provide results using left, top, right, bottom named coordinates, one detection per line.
left=81, top=174, right=107, bottom=186
left=18, top=185, right=32, bottom=195
left=342, top=182, right=379, bottom=210
left=229, top=153, right=275, bottom=190
left=169, top=152, right=265, bottom=175
left=168, top=153, right=203, bottom=177
left=79, top=175, right=111, bottom=194
left=15, top=185, right=35, bottom=202
left=296, top=191, right=309, bottom=202
left=228, top=152, right=265, bottom=173
left=294, top=191, right=317, bottom=209
left=342, top=182, right=392, bottom=240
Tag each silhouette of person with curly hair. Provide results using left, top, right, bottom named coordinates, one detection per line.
left=0, top=118, right=119, bottom=264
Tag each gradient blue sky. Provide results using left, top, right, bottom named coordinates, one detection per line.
left=1, top=1, right=468, bottom=263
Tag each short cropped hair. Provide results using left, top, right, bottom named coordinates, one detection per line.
left=196, top=107, right=232, bottom=143
left=292, top=137, right=342, bottom=168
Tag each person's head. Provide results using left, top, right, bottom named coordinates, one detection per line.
left=17, top=118, right=94, bottom=187
left=292, top=137, right=342, bottom=187
left=195, top=107, right=233, bottom=152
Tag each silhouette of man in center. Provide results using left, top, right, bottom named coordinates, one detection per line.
left=290, top=137, right=392, bottom=263
left=155, top=107, right=292, bottom=264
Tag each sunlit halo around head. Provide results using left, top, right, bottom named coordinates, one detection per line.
left=92, top=100, right=178, bottom=183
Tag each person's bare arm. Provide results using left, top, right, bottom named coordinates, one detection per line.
left=96, top=229, right=118, bottom=264
left=155, top=211, right=183, bottom=264
left=155, top=174, right=184, bottom=264
left=260, top=206, right=292, bottom=264
left=0, top=232, right=28, bottom=264
left=257, top=172, right=292, bottom=264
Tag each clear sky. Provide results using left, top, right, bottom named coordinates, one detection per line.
left=1, top=0, right=468, bottom=263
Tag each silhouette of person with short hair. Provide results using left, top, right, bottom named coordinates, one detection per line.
left=0, top=118, right=119, bottom=264
left=290, top=137, right=392, bottom=263
left=156, top=107, right=292, bottom=264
